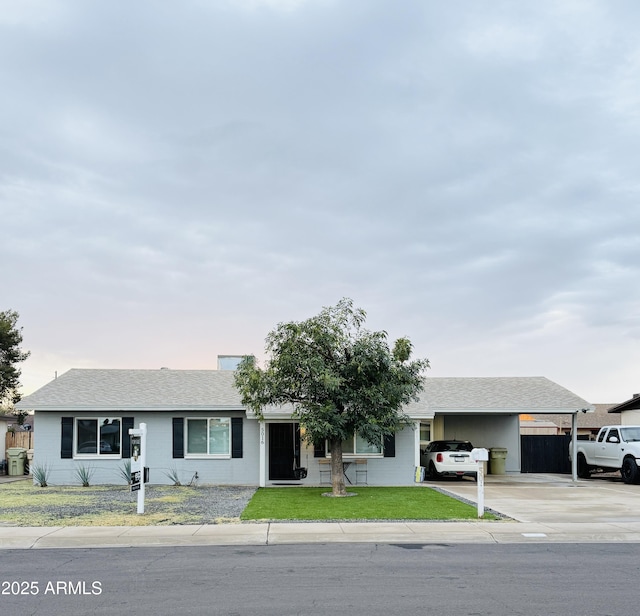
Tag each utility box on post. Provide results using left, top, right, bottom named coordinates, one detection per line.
left=471, top=448, right=489, bottom=518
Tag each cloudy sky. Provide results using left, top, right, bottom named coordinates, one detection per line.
left=2, top=0, right=639, bottom=404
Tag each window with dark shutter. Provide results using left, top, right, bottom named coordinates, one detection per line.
left=172, top=417, right=184, bottom=458
left=121, top=418, right=134, bottom=458
left=231, top=417, right=243, bottom=458
left=383, top=433, right=396, bottom=457
left=61, top=417, right=74, bottom=459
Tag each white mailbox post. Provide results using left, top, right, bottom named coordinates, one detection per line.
left=471, top=447, right=489, bottom=518
left=129, top=423, right=147, bottom=514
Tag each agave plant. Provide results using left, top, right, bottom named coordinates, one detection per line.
left=164, top=466, right=182, bottom=486
left=31, top=462, right=51, bottom=487
left=74, top=464, right=95, bottom=487
left=118, top=459, right=132, bottom=485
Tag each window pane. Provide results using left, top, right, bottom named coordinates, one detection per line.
left=420, top=424, right=431, bottom=442
left=187, top=419, right=208, bottom=454
left=622, top=427, right=640, bottom=442
left=77, top=420, right=98, bottom=454
left=340, top=438, right=355, bottom=454
left=355, top=433, right=381, bottom=455
left=100, top=418, right=120, bottom=455
left=209, top=418, right=230, bottom=455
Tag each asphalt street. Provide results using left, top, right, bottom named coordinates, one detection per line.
left=1, top=543, right=639, bottom=616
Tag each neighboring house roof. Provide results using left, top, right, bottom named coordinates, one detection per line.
left=607, top=393, right=640, bottom=414
left=16, top=370, right=593, bottom=418
left=528, top=403, right=619, bottom=431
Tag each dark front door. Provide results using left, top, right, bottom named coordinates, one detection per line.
left=269, top=423, right=300, bottom=480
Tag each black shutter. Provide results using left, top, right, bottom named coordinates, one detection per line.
left=231, top=417, right=243, bottom=458
left=61, top=417, right=74, bottom=459
left=121, top=417, right=134, bottom=458
left=383, top=433, right=396, bottom=457
left=172, top=417, right=184, bottom=459
left=314, top=441, right=326, bottom=458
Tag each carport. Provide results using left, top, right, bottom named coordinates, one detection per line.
left=421, top=377, right=594, bottom=480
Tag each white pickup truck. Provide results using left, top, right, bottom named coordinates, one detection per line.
left=570, top=425, right=640, bottom=484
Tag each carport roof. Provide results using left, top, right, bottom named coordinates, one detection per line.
left=420, top=376, right=593, bottom=415
left=16, top=369, right=592, bottom=418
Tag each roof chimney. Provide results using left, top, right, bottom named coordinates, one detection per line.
left=217, top=355, right=245, bottom=370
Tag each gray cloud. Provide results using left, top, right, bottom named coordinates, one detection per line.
left=2, top=0, right=639, bottom=401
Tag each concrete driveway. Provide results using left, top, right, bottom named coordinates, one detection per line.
left=431, top=472, right=640, bottom=524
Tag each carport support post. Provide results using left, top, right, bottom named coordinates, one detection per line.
left=571, top=413, right=578, bottom=482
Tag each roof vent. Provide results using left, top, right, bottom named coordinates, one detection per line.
left=633, top=393, right=640, bottom=399
left=160, top=367, right=170, bottom=370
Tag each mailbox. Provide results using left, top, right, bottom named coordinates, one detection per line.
left=471, top=447, right=489, bottom=462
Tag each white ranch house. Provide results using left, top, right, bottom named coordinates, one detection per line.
left=16, top=368, right=593, bottom=486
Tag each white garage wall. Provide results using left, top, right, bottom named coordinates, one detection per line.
left=442, top=414, right=520, bottom=473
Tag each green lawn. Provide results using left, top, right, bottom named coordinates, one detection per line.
left=240, top=486, right=495, bottom=521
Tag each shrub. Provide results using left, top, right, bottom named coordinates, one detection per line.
left=118, top=460, right=132, bottom=485
left=74, top=464, right=95, bottom=487
left=164, top=467, right=182, bottom=486
left=31, top=463, right=51, bottom=487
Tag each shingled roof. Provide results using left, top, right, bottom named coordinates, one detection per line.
left=16, top=369, right=593, bottom=418
left=419, top=376, right=592, bottom=414
left=15, top=369, right=245, bottom=411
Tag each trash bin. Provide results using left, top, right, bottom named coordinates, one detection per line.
left=7, top=447, right=27, bottom=476
left=489, top=447, right=508, bottom=475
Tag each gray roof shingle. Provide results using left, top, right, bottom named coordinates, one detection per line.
left=16, top=369, right=244, bottom=411
left=16, top=370, right=593, bottom=417
left=420, top=376, right=593, bottom=413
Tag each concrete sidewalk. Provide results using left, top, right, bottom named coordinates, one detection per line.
left=2, top=473, right=640, bottom=548
left=3, top=519, right=640, bottom=549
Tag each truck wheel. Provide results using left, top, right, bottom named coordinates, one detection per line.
left=621, top=457, right=640, bottom=485
left=577, top=454, right=591, bottom=479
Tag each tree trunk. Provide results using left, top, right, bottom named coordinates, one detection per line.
left=329, top=438, right=347, bottom=496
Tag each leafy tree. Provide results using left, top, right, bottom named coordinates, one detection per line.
left=0, top=310, right=30, bottom=407
left=234, top=299, right=429, bottom=496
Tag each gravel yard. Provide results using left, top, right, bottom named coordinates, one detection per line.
left=0, top=483, right=258, bottom=526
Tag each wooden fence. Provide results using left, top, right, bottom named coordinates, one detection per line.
left=4, top=430, right=34, bottom=455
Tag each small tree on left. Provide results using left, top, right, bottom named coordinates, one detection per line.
left=0, top=309, right=31, bottom=407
